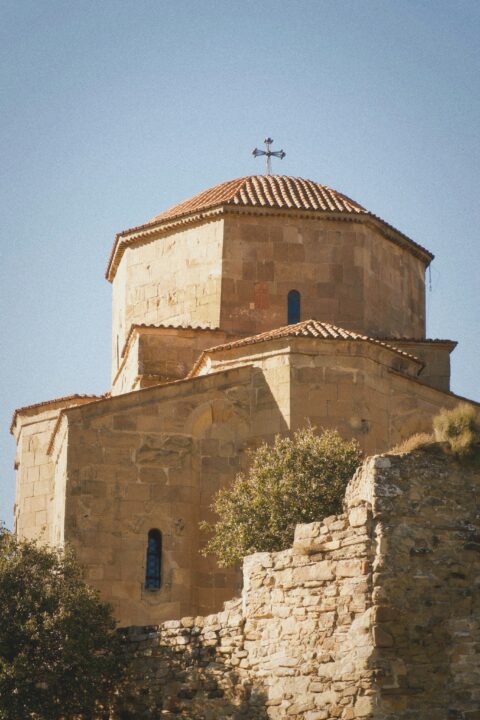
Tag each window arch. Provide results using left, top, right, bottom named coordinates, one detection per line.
left=145, top=529, right=162, bottom=589
left=287, top=290, right=301, bottom=324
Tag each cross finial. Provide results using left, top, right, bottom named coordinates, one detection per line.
left=252, top=137, right=286, bottom=175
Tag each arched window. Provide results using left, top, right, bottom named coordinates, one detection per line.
left=145, top=529, right=162, bottom=589
left=287, top=290, right=301, bottom=324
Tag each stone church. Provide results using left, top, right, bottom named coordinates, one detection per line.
left=12, top=174, right=470, bottom=626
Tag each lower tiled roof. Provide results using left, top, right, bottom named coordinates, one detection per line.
left=11, top=394, right=104, bottom=433
left=190, top=319, right=423, bottom=376
left=376, top=337, right=457, bottom=347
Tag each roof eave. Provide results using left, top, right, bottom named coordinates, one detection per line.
left=377, top=338, right=457, bottom=351
left=105, top=204, right=226, bottom=282
left=364, top=213, right=433, bottom=266
left=105, top=203, right=433, bottom=282
left=10, top=394, right=104, bottom=435
left=189, top=333, right=424, bottom=380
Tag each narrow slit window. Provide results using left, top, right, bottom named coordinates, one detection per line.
left=287, top=290, right=301, bottom=324
left=145, top=529, right=162, bottom=589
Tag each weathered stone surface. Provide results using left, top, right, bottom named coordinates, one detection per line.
left=115, top=449, right=480, bottom=719
left=10, top=180, right=479, bottom=717
left=14, top=340, right=468, bottom=627
left=13, top=184, right=465, bottom=623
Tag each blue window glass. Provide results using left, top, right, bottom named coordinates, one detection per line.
left=287, top=290, right=301, bottom=324
left=145, top=529, right=162, bottom=589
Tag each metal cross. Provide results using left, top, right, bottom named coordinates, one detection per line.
left=252, top=137, right=286, bottom=175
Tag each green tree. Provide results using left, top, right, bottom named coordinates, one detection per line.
left=201, top=427, right=362, bottom=567
left=0, top=529, right=125, bottom=720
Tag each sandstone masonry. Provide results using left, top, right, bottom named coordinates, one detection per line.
left=12, top=174, right=476, bottom=626
left=117, top=448, right=480, bottom=720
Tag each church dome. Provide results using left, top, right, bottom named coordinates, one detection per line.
left=148, top=175, right=367, bottom=224
left=107, top=174, right=433, bottom=282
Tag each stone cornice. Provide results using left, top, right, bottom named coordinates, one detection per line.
left=46, top=364, right=255, bottom=455
left=106, top=205, right=433, bottom=282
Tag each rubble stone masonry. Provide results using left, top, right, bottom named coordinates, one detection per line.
left=117, top=447, right=480, bottom=719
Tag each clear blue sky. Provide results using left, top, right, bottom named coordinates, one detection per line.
left=1, top=0, right=479, bottom=528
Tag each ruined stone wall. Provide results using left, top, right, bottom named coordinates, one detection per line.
left=135, top=327, right=228, bottom=382
left=118, top=448, right=480, bottom=720
left=45, top=339, right=470, bottom=627
left=349, top=449, right=480, bottom=717
left=119, top=501, right=375, bottom=720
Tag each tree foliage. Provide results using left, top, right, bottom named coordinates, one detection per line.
left=201, top=427, right=362, bottom=567
left=0, top=529, right=125, bottom=720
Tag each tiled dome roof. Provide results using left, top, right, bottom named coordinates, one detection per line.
left=107, top=175, right=434, bottom=280
left=148, top=175, right=367, bottom=223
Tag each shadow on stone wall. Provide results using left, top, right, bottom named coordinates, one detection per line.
left=113, top=624, right=268, bottom=720
left=111, top=447, right=480, bottom=719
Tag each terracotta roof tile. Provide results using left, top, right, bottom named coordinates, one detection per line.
left=106, top=175, right=434, bottom=280
left=189, top=319, right=424, bottom=377
left=10, top=394, right=104, bottom=434
left=148, top=175, right=366, bottom=224
left=128, top=322, right=222, bottom=334
left=120, top=322, right=224, bottom=359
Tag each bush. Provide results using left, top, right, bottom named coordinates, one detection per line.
left=0, top=529, right=126, bottom=720
left=433, top=402, right=480, bottom=457
left=390, top=432, right=434, bottom=454
left=200, top=427, right=362, bottom=567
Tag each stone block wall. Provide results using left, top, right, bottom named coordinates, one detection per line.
left=221, top=213, right=426, bottom=339
left=119, top=502, right=374, bottom=720
left=12, top=396, right=100, bottom=545
left=117, top=447, right=480, bottom=719
left=13, top=409, right=57, bottom=544
left=200, top=337, right=463, bottom=457
left=111, top=218, right=225, bottom=377
left=111, top=326, right=229, bottom=396
left=51, top=364, right=289, bottom=626
left=110, top=210, right=429, bottom=376
left=351, top=450, right=480, bottom=717
left=387, top=340, right=455, bottom=393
